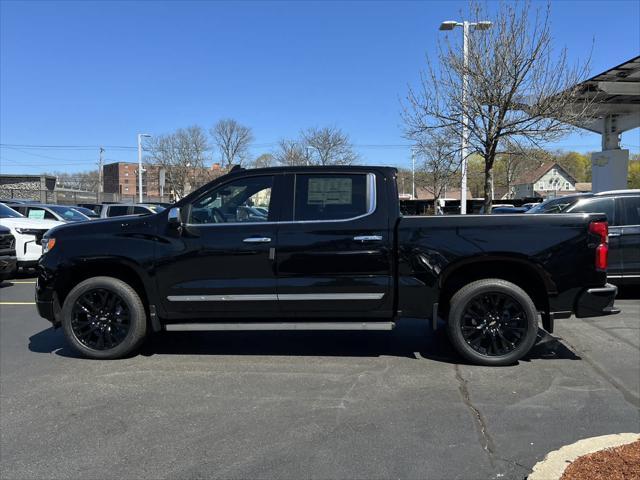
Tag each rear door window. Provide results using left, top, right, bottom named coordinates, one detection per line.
left=27, top=208, right=56, bottom=220
left=107, top=206, right=129, bottom=217
left=619, top=196, right=640, bottom=226
left=132, top=206, right=151, bottom=215
left=293, top=174, right=371, bottom=221
left=569, top=198, right=617, bottom=225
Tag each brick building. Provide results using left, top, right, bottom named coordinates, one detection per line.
left=102, top=162, right=224, bottom=200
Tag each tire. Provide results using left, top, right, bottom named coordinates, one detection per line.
left=447, top=278, right=539, bottom=366
left=61, top=276, right=148, bottom=359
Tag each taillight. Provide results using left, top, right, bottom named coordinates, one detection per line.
left=589, top=221, right=608, bottom=271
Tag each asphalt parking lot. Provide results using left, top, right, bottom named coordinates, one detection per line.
left=0, top=279, right=638, bottom=480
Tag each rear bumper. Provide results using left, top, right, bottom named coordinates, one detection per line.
left=575, top=283, right=619, bottom=318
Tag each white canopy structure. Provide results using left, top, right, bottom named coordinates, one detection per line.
left=570, top=56, right=640, bottom=192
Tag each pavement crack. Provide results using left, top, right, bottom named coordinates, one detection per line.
left=454, top=364, right=497, bottom=467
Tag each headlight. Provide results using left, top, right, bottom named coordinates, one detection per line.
left=42, top=238, right=56, bottom=254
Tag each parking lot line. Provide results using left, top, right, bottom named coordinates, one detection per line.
left=0, top=302, right=36, bottom=305
left=10, top=281, right=36, bottom=284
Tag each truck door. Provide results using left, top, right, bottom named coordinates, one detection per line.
left=155, top=173, right=282, bottom=319
left=275, top=171, right=394, bottom=318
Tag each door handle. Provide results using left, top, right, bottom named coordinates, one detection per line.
left=243, top=237, right=272, bottom=243
left=353, top=235, right=383, bottom=242
left=608, top=232, right=621, bottom=237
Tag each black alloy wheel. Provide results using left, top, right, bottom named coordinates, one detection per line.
left=447, top=278, right=539, bottom=366
left=71, top=288, right=131, bottom=350
left=460, top=292, right=527, bottom=357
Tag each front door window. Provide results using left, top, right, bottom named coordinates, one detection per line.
left=189, top=176, right=273, bottom=224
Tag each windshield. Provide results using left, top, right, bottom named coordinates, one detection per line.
left=0, top=203, right=24, bottom=218
left=49, top=205, right=90, bottom=221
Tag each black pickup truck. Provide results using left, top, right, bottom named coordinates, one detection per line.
left=36, top=166, right=618, bottom=365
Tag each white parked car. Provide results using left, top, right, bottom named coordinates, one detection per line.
left=0, top=203, right=63, bottom=268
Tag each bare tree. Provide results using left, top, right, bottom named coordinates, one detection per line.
left=146, top=125, right=211, bottom=199
left=250, top=153, right=275, bottom=169
left=50, top=170, right=100, bottom=192
left=414, top=132, right=461, bottom=206
left=302, top=126, right=358, bottom=166
left=403, top=1, right=592, bottom=211
left=273, top=138, right=308, bottom=166
left=211, top=119, right=254, bottom=169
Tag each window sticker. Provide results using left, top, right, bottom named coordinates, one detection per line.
left=308, top=178, right=352, bottom=205
left=28, top=209, right=45, bottom=220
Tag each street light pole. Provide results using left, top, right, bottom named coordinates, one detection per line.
left=460, top=21, right=469, bottom=214
left=137, top=133, right=151, bottom=203
left=439, top=19, right=492, bottom=214
left=411, top=149, right=416, bottom=200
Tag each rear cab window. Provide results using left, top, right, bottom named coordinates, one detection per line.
left=293, top=173, right=373, bottom=221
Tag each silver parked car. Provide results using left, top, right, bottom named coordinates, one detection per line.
left=99, top=204, right=166, bottom=218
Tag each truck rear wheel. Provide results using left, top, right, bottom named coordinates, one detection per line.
left=61, top=276, right=147, bottom=359
left=447, top=279, right=539, bottom=366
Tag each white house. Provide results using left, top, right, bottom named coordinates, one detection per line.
left=512, top=162, right=579, bottom=199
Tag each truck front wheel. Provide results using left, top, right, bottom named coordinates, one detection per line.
left=447, top=279, right=539, bottom=366
left=61, top=276, right=148, bottom=359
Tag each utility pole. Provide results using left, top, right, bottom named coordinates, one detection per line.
left=98, top=147, right=104, bottom=202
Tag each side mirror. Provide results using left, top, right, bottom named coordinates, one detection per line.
left=167, top=207, right=182, bottom=227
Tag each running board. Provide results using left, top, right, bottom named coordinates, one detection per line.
left=164, top=322, right=395, bottom=332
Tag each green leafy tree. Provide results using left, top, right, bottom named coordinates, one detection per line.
left=629, top=159, right=640, bottom=189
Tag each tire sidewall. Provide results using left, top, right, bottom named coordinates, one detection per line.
left=448, top=279, right=539, bottom=366
left=62, top=277, right=147, bottom=359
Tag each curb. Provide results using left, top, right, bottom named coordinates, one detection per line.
left=528, top=432, right=639, bottom=480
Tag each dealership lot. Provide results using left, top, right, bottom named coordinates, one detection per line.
left=1, top=280, right=638, bottom=480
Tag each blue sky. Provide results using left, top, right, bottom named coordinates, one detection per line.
left=1, top=0, right=639, bottom=175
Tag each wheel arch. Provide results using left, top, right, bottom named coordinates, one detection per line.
left=55, top=258, right=154, bottom=319
left=437, top=256, right=554, bottom=320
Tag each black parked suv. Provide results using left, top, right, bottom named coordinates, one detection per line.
left=559, top=190, right=640, bottom=285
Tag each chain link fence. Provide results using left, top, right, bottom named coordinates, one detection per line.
left=0, top=188, right=172, bottom=205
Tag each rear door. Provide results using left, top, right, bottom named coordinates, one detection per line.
left=618, top=195, right=640, bottom=279
left=275, top=171, right=394, bottom=318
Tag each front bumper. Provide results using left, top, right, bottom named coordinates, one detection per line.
left=0, top=254, right=17, bottom=278
left=575, top=283, right=619, bottom=318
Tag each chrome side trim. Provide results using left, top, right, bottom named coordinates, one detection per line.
left=165, top=322, right=395, bottom=331
left=167, top=294, right=278, bottom=302
left=167, top=292, right=385, bottom=302
left=278, top=293, right=385, bottom=301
